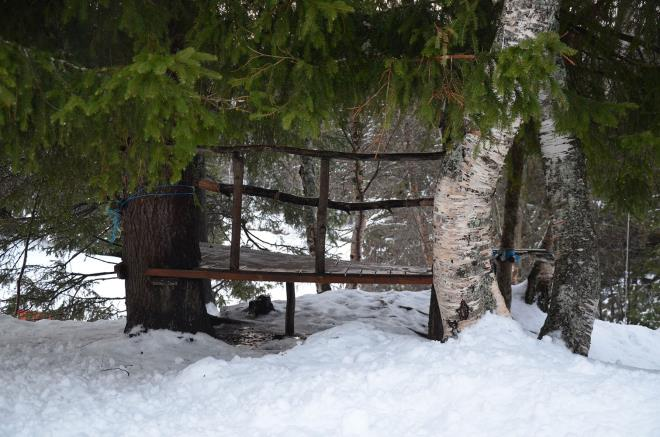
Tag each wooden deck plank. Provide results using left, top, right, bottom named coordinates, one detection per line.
left=145, top=268, right=432, bottom=285
left=147, top=243, right=432, bottom=284
left=199, top=244, right=432, bottom=275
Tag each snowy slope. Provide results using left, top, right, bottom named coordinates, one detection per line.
left=1, top=288, right=659, bottom=437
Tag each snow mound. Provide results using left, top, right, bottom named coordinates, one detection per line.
left=1, top=289, right=659, bottom=436
left=511, top=280, right=660, bottom=370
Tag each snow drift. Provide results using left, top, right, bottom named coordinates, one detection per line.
left=1, top=288, right=659, bottom=436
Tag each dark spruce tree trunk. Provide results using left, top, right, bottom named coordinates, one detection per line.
left=122, top=161, right=212, bottom=335
left=495, top=134, right=524, bottom=310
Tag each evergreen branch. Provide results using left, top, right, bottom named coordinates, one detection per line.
left=0, top=38, right=116, bottom=73
left=61, top=226, right=113, bottom=268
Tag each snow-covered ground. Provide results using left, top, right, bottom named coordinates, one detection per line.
left=1, top=285, right=659, bottom=436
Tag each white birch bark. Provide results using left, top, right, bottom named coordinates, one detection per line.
left=432, top=0, right=559, bottom=340
left=537, top=85, right=600, bottom=356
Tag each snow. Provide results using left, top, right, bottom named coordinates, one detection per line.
left=205, top=301, right=221, bottom=317
left=512, top=281, right=660, bottom=370
left=1, top=287, right=659, bottom=436
left=0, top=247, right=126, bottom=310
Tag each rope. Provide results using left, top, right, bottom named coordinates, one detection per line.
left=106, top=185, right=196, bottom=243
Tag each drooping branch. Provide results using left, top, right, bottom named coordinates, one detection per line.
left=197, top=179, right=434, bottom=212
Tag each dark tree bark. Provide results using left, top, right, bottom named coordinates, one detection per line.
left=285, top=282, right=295, bottom=336
left=427, top=285, right=444, bottom=340
left=525, top=223, right=554, bottom=311
left=496, top=135, right=524, bottom=310
left=122, top=162, right=212, bottom=335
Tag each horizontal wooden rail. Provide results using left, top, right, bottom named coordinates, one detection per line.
left=146, top=268, right=433, bottom=285
left=199, top=145, right=445, bottom=161
left=198, top=179, right=434, bottom=212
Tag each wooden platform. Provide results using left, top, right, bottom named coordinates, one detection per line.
left=146, top=243, right=432, bottom=285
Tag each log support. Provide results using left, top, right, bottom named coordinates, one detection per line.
left=200, top=145, right=445, bottom=161
left=285, top=282, right=295, bottom=336
left=197, top=178, right=433, bottom=212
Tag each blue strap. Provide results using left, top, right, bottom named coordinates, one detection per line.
left=107, top=206, right=122, bottom=243
left=491, top=248, right=521, bottom=264
left=105, top=185, right=196, bottom=243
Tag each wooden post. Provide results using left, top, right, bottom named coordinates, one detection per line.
left=230, top=152, right=244, bottom=271
left=316, top=158, right=329, bottom=273
left=285, top=282, right=295, bottom=336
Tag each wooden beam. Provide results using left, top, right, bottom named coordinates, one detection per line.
left=198, top=179, right=434, bottom=212
left=285, top=282, right=295, bottom=336
left=200, top=145, right=445, bottom=161
left=316, top=158, right=329, bottom=273
left=145, top=268, right=433, bottom=285
left=230, top=152, right=244, bottom=271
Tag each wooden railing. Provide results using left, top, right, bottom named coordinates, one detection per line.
left=199, top=145, right=444, bottom=277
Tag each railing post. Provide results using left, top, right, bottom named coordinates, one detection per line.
left=230, top=152, right=244, bottom=271
left=315, top=158, right=329, bottom=274
left=285, top=282, right=295, bottom=336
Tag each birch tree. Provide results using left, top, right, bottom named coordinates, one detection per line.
left=536, top=84, right=600, bottom=355
left=432, top=0, right=561, bottom=340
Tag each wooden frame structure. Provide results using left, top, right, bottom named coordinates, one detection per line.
left=145, top=145, right=444, bottom=336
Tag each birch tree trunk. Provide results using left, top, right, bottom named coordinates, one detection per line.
left=537, top=88, right=600, bottom=356
left=432, top=0, right=558, bottom=340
